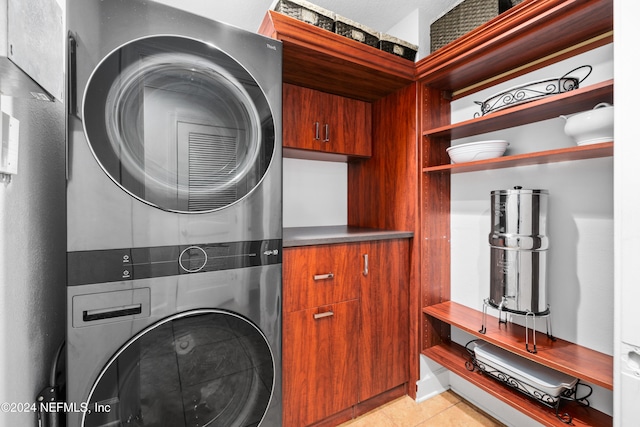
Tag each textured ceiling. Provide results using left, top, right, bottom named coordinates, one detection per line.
left=153, top=0, right=462, bottom=35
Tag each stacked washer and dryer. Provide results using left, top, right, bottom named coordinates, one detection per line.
left=65, top=1, right=282, bottom=426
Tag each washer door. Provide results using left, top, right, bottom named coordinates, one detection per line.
left=83, top=36, right=275, bottom=213
left=82, top=310, right=275, bottom=427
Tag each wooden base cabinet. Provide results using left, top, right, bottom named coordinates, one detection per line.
left=283, top=300, right=359, bottom=427
left=283, top=239, right=409, bottom=427
left=358, top=240, right=409, bottom=402
left=283, top=83, right=372, bottom=159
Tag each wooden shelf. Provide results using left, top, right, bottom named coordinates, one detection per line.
left=415, top=0, right=613, bottom=97
left=423, top=341, right=612, bottom=427
left=258, top=10, right=415, bottom=102
left=423, top=141, right=613, bottom=174
left=423, top=80, right=613, bottom=140
left=423, top=301, right=613, bottom=390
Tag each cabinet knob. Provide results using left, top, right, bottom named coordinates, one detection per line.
left=314, top=122, right=320, bottom=140
left=313, top=273, right=334, bottom=281
left=323, top=123, right=330, bottom=142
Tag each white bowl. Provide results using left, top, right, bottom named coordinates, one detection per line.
left=561, top=103, right=613, bottom=145
left=446, top=140, right=509, bottom=164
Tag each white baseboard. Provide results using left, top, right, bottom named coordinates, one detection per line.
left=415, top=354, right=450, bottom=402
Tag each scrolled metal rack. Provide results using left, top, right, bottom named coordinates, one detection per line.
left=474, top=65, right=593, bottom=117
left=464, top=340, right=593, bottom=424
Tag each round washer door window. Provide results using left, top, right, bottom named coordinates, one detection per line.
left=82, top=311, right=275, bottom=427
left=83, top=36, right=275, bottom=213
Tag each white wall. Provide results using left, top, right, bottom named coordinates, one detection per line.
left=613, top=1, right=640, bottom=426
left=283, top=158, right=347, bottom=227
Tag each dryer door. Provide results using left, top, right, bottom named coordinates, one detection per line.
left=83, top=36, right=275, bottom=213
left=82, top=310, right=274, bottom=427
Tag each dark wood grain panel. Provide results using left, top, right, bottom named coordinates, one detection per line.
left=283, top=300, right=360, bottom=427
left=348, top=84, right=418, bottom=230
left=282, top=84, right=371, bottom=158
left=415, top=0, right=613, bottom=95
left=347, top=84, right=420, bottom=397
left=259, top=11, right=414, bottom=101
left=424, top=81, right=614, bottom=139
left=283, top=244, right=361, bottom=312
left=353, top=384, right=407, bottom=418
left=331, top=92, right=372, bottom=157
left=423, top=301, right=613, bottom=390
left=425, top=142, right=613, bottom=173
left=420, top=84, right=452, bottom=351
left=358, top=239, right=410, bottom=401
left=423, top=341, right=612, bottom=427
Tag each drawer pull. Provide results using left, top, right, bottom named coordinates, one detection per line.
left=313, top=311, right=334, bottom=320
left=363, top=253, right=369, bottom=276
left=314, top=122, right=320, bottom=140
left=83, top=304, right=142, bottom=322
left=323, top=123, right=330, bottom=142
left=313, top=273, right=334, bottom=281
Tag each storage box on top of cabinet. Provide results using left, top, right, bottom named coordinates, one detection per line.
left=335, top=15, right=379, bottom=47
left=379, top=33, right=418, bottom=61
left=272, top=0, right=335, bottom=31
left=430, top=0, right=524, bottom=53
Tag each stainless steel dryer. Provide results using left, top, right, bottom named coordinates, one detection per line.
left=65, top=1, right=282, bottom=426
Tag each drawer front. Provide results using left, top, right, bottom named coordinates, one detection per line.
left=283, top=243, right=362, bottom=312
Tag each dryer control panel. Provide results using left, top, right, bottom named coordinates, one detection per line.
left=67, top=239, right=282, bottom=286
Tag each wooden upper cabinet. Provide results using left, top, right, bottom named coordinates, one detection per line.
left=259, top=10, right=414, bottom=101
left=283, top=83, right=372, bottom=159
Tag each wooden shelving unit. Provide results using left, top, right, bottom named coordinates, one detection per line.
left=417, top=0, right=614, bottom=425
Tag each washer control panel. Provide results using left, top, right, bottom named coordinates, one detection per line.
left=67, top=239, right=282, bottom=286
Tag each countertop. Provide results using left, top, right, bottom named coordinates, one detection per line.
left=283, top=225, right=413, bottom=247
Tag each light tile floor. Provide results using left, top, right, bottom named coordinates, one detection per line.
left=338, top=391, right=506, bottom=427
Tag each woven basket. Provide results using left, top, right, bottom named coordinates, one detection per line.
left=430, top=0, right=523, bottom=53
left=379, top=34, right=418, bottom=61
left=335, top=15, right=379, bottom=47
left=273, top=0, right=335, bottom=32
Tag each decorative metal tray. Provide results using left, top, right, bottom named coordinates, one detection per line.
left=465, top=340, right=593, bottom=424
left=474, top=65, right=592, bottom=117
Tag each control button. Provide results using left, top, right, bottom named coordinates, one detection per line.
left=179, top=246, right=207, bottom=273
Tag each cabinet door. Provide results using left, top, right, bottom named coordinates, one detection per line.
left=282, top=83, right=324, bottom=152
left=283, top=83, right=371, bottom=157
left=283, top=244, right=361, bottom=312
left=358, top=239, right=409, bottom=401
left=283, top=300, right=359, bottom=427
left=325, top=93, right=371, bottom=157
